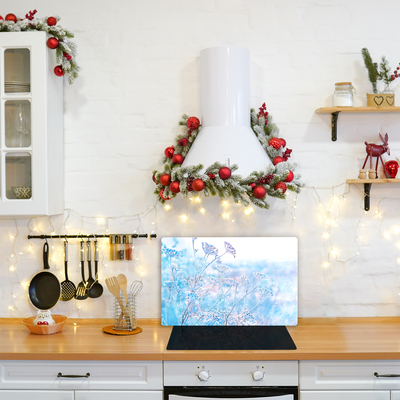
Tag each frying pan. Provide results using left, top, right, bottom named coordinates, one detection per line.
left=28, top=242, right=61, bottom=310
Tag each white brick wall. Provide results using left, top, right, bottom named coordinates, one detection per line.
left=1, top=0, right=400, bottom=319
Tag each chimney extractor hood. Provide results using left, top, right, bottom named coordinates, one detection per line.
left=181, top=47, right=272, bottom=176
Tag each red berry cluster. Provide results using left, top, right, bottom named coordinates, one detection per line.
left=24, top=9, right=37, bottom=20
left=258, top=102, right=269, bottom=125
left=178, top=138, right=189, bottom=146
left=187, top=177, right=194, bottom=192
left=391, top=64, right=400, bottom=81
left=207, top=173, right=215, bottom=180
left=256, top=174, right=274, bottom=185
left=282, top=148, right=292, bottom=161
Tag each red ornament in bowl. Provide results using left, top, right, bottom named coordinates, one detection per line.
left=385, top=160, right=399, bottom=178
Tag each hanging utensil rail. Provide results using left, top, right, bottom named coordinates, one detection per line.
left=27, top=233, right=157, bottom=240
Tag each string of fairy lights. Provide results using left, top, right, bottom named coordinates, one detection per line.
left=5, top=182, right=400, bottom=314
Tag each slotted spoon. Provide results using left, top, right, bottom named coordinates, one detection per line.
left=60, top=241, right=76, bottom=301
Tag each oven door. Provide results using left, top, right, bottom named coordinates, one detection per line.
left=164, top=387, right=298, bottom=400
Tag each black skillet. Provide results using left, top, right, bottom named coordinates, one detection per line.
left=28, top=242, right=61, bottom=310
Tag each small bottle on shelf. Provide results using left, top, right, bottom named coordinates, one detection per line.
left=125, top=234, right=133, bottom=260
left=117, top=234, right=125, bottom=260
left=109, top=234, right=117, bottom=261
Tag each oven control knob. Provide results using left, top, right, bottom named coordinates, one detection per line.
left=197, top=370, right=211, bottom=381
left=252, top=370, right=264, bottom=381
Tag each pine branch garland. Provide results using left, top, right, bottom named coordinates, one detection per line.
left=0, top=13, right=79, bottom=84
left=152, top=104, right=304, bottom=209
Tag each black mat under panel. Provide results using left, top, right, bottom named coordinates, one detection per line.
left=166, top=325, right=296, bottom=350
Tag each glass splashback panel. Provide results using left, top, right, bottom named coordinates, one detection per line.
left=161, top=237, right=298, bottom=326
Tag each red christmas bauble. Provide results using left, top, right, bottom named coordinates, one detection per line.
left=169, top=181, right=180, bottom=193
left=280, top=138, right=286, bottom=148
left=253, top=186, right=267, bottom=199
left=268, top=137, right=282, bottom=150
left=192, top=179, right=205, bottom=192
left=172, top=153, right=184, bottom=164
left=164, top=146, right=175, bottom=158
left=47, top=16, right=57, bottom=26
left=219, top=167, right=232, bottom=180
left=159, top=174, right=171, bottom=186
left=249, top=182, right=256, bottom=188
left=152, top=174, right=158, bottom=184
left=5, top=13, right=17, bottom=23
left=54, top=65, right=64, bottom=77
left=273, top=156, right=283, bottom=165
left=187, top=116, right=200, bottom=131
left=385, top=160, right=399, bottom=178
left=63, top=52, right=72, bottom=61
left=47, top=37, right=59, bottom=49
left=0, top=16, right=4, bottom=21
left=274, top=182, right=287, bottom=194
left=160, top=189, right=171, bottom=201
left=285, top=170, right=294, bottom=182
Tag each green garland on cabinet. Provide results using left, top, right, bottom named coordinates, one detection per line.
left=0, top=10, right=78, bottom=84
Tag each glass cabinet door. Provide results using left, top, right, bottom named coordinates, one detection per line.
left=1, top=46, right=32, bottom=202
left=0, top=32, right=63, bottom=215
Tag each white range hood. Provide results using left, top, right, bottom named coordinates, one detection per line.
left=181, top=46, right=272, bottom=177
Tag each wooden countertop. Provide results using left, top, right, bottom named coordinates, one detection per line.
left=1, top=317, right=400, bottom=361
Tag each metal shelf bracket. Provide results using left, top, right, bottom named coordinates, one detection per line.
left=331, top=111, right=341, bottom=141
left=364, top=183, right=372, bottom=211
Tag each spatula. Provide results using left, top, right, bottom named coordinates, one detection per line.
left=75, top=240, right=88, bottom=300
left=105, top=276, right=130, bottom=327
left=117, top=274, right=128, bottom=302
left=60, top=241, right=76, bottom=301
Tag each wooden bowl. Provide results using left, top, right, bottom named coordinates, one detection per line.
left=22, top=315, right=67, bottom=335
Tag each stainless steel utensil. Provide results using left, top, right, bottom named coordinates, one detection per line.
left=129, top=280, right=143, bottom=297
left=60, top=241, right=76, bottom=301
left=75, top=240, right=88, bottom=300
left=88, top=239, right=103, bottom=298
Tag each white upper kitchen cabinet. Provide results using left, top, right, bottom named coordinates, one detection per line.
left=0, top=31, right=63, bottom=216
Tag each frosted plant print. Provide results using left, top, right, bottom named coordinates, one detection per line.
left=161, top=237, right=298, bottom=326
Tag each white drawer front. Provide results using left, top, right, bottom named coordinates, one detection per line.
left=76, top=390, right=163, bottom=400
left=0, top=391, right=74, bottom=400
left=0, top=361, right=162, bottom=390
left=300, top=391, right=390, bottom=400
left=300, top=361, right=400, bottom=390
left=164, top=361, right=298, bottom=386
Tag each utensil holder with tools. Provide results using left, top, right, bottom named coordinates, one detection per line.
left=113, top=293, right=137, bottom=331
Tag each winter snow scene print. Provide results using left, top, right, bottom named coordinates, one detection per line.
left=161, top=237, right=298, bottom=326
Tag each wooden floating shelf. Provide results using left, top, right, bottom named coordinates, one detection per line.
left=315, top=107, right=400, bottom=141
left=347, top=178, right=400, bottom=184
left=316, top=107, right=400, bottom=114
left=346, top=178, right=400, bottom=211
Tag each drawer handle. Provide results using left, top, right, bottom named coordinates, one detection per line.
left=374, top=372, right=400, bottom=378
left=57, top=373, right=90, bottom=379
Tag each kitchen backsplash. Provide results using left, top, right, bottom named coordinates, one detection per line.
left=1, top=0, right=400, bottom=319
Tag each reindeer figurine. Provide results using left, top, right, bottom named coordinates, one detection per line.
left=362, top=133, right=390, bottom=179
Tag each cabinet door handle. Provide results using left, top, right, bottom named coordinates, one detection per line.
left=57, top=372, right=90, bottom=378
left=374, top=372, right=400, bottom=378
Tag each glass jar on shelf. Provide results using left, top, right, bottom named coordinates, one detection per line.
left=333, top=82, right=355, bottom=107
